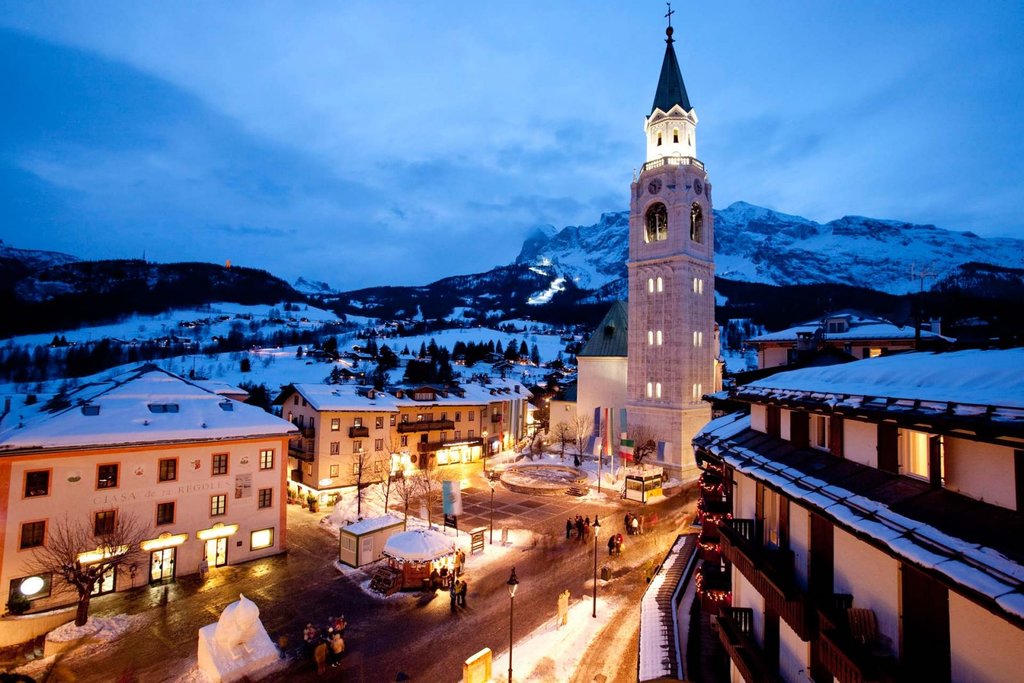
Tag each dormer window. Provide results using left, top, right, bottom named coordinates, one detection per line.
left=148, top=403, right=180, bottom=414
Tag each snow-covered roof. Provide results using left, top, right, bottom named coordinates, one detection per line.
left=382, top=528, right=456, bottom=562
left=638, top=534, right=697, bottom=681
left=285, top=378, right=532, bottom=413
left=193, top=380, right=250, bottom=399
left=744, top=349, right=1024, bottom=410
left=695, top=414, right=1024, bottom=625
left=749, top=312, right=947, bottom=343
left=0, top=365, right=296, bottom=451
left=341, top=514, right=404, bottom=536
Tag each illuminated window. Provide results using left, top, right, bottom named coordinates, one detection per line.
left=390, top=415, right=396, bottom=426
left=400, top=435, right=408, bottom=447
left=330, top=464, right=339, bottom=477
left=647, top=331, right=654, bottom=346
left=353, top=417, right=363, bottom=428
left=94, top=510, right=116, bottom=536
left=692, top=277, right=704, bottom=294
left=375, top=438, right=384, bottom=451
left=646, top=382, right=653, bottom=399
left=647, top=278, right=654, bottom=293
left=656, top=131, right=663, bottom=146
left=692, top=383, right=703, bottom=401
left=375, top=416, right=384, bottom=429
left=655, top=382, right=662, bottom=399
left=656, top=330, right=663, bottom=346
left=97, top=464, right=119, bottom=489
left=657, top=277, right=664, bottom=292
left=899, top=429, right=932, bottom=480
left=812, top=415, right=829, bottom=450
left=673, top=128, right=679, bottom=143
left=762, top=487, right=781, bottom=547
left=259, top=449, right=274, bottom=470
left=210, top=495, right=226, bottom=517
left=20, top=521, right=45, bottom=549
left=158, top=458, right=177, bottom=483
left=645, top=203, right=668, bottom=243
left=250, top=528, right=274, bottom=550
left=692, top=331, right=703, bottom=347
left=24, top=470, right=49, bottom=497
left=330, top=441, right=340, bottom=455
left=353, top=440, right=363, bottom=453
left=212, top=453, right=228, bottom=476
left=156, top=502, right=175, bottom=526
left=868, top=348, right=883, bottom=358
left=304, top=463, right=312, bottom=476
left=258, top=488, right=272, bottom=509
left=331, top=418, right=340, bottom=431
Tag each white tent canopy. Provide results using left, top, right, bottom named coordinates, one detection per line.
left=382, top=529, right=455, bottom=563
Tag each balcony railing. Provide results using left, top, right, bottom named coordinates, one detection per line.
left=817, top=596, right=898, bottom=683
left=720, top=518, right=815, bottom=640
left=717, top=607, right=779, bottom=683
left=288, top=437, right=314, bottom=462
left=299, top=426, right=315, bottom=438
left=349, top=425, right=370, bottom=438
left=490, top=413, right=503, bottom=424
left=397, top=419, right=455, bottom=434
left=418, top=437, right=484, bottom=454
left=641, top=155, right=705, bottom=174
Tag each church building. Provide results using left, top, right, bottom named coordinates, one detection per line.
left=625, top=19, right=717, bottom=482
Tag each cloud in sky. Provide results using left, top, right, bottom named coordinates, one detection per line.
left=1, top=1, right=1022, bottom=290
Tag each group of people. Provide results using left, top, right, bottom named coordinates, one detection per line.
left=302, top=615, right=346, bottom=674
left=449, top=576, right=469, bottom=612
left=429, top=549, right=467, bottom=591
left=625, top=512, right=643, bottom=535
left=566, top=515, right=595, bottom=542
left=607, top=532, right=625, bottom=556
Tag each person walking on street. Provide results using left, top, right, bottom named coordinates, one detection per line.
left=584, top=516, right=591, bottom=541
left=450, top=580, right=458, bottom=613
left=607, top=534, right=617, bottom=556
left=631, top=515, right=640, bottom=536
left=566, top=518, right=573, bottom=539
left=456, top=549, right=466, bottom=576
left=458, top=578, right=468, bottom=607
left=329, top=632, right=345, bottom=668
left=575, top=516, right=584, bottom=542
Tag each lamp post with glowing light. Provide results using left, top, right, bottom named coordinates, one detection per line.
left=507, top=567, right=519, bottom=683
left=592, top=516, right=601, bottom=618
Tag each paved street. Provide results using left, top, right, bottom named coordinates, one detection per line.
left=31, top=464, right=695, bottom=682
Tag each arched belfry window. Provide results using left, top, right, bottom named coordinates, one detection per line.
left=673, top=128, right=680, bottom=144
left=645, top=203, right=668, bottom=243
left=656, top=132, right=663, bottom=146
left=690, top=202, right=703, bottom=243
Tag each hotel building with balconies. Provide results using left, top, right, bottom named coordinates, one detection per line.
left=694, top=348, right=1024, bottom=682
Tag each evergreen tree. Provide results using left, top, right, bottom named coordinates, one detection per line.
left=519, top=340, right=529, bottom=357
left=240, top=357, right=251, bottom=373
left=530, top=343, right=541, bottom=366
left=495, top=341, right=503, bottom=355
left=296, top=346, right=304, bottom=359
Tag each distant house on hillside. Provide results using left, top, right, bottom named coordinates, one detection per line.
left=748, top=311, right=951, bottom=369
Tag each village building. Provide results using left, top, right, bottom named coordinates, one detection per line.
left=0, top=366, right=295, bottom=612
left=274, top=379, right=531, bottom=502
left=693, top=348, right=1024, bottom=682
left=748, top=311, right=950, bottom=369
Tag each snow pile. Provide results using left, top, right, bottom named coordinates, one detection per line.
left=320, top=487, right=389, bottom=536
left=47, top=614, right=146, bottom=643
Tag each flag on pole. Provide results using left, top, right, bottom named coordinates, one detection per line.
left=619, top=408, right=628, bottom=438
left=442, top=480, right=463, bottom=516
left=619, top=438, right=635, bottom=461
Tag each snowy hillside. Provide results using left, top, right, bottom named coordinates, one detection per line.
left=0, top=239, right=79, bottom=272
left=513, top=202, right=1024, bottom=298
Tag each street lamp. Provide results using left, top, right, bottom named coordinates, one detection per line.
left=592, top=516, right=601, bottom=618
left=507, top=567, right=519, bottom=683
left=488, top=473, right=499, bottom=544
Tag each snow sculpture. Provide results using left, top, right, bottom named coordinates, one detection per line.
left=198, top=594, right=278, bottom=683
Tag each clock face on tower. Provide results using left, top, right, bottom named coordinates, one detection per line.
left=647, top=178, right=662, bottom=195
left=693, top=178, right=703, bottom=195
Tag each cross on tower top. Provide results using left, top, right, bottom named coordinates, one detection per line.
left=664, top=3, right=675, bottom=42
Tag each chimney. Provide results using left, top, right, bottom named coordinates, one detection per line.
left=929, top=317, right=942, bottom=336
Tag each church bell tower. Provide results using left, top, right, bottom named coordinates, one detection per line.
left=625, top=17, right=715, bottom=481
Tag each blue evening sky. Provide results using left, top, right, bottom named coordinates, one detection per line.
left=1, top=2, right=1022, bottom=290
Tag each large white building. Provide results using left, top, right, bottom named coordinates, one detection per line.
left=625, top=21, right=716, bottom=481
left=694, top=349, right=1024, bottom=682
left=0, top=366, right=295, bottom=612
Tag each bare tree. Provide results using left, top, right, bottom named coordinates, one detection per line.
left=352, top=444, right=381, bottom=519
left=552, top=421, right=572, bottom=461
left=626, top=424, right=660, bottom=465
left=414, top=470, right=445, bottom=527
left=29, top=512, right=149, bottom=626
left=370, top=435, right=405, bottom=514
left=392, top=472, right=417, bottom=530
left=570, top=413, right=594, bottom=467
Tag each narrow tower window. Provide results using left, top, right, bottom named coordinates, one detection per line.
left=690, top=202, right=703, bottom=243
left=656, top=383, right=662, bottom=399
left=645, top=203, right=668, bottom=243
left=656, top=132, right=663, bottom=146
left=646, top=382, right=653, bottom=399
left=656, top=276, right=664, bottom=292
left=647, top=331, right=654, bottom=346
left=656, top=330, right=663, bottom=346
left=647, top=278, right=654, bottom=293
left=673, top=128, right=679, bottom=144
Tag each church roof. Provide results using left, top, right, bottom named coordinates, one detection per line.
left=578, top=301, right=628, bottom=357
left=651, top=27, right=692, bottom=115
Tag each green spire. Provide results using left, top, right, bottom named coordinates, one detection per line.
left=651, top=25, right=692, bottom=115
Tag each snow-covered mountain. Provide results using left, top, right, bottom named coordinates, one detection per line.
left=293, top=276, right=338, bottom=297
left=515, top=202, right=1024, bottom=298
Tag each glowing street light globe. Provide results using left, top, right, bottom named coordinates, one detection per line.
left=20, top=576, right=44, bottom=596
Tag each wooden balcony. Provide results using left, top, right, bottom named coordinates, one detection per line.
left=396, top=419, right=455, bottom=434
left=490, top=413, right=502, bottom=424
left=817, top=597, right=898, bottom=683
left=720, top=519, right=815, bottom=640
left=717, top=607, right=779, bottom=683
left=349, top=425, right=370, bottom=438
left=299, top=426, right=315, bottom=438
left=288, top=437, right=314, bottom=462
